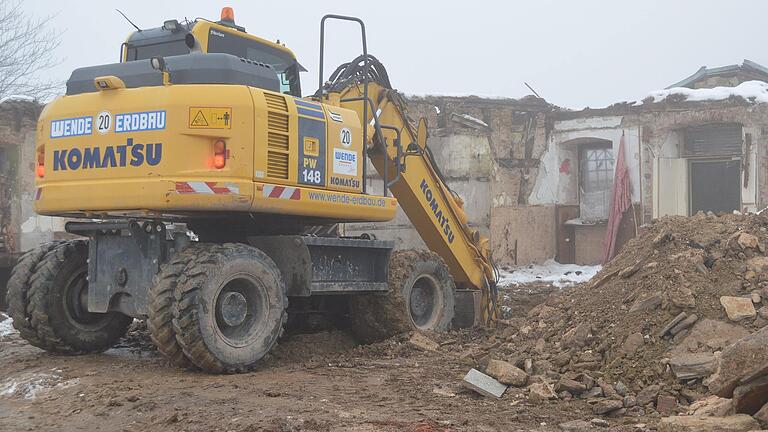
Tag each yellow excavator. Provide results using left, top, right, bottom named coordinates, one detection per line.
left=6, top=8, right=498, bottom=373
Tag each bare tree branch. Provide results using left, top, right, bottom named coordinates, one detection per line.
left=0, top=1, right=61, bottom=101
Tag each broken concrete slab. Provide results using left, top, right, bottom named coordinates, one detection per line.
left=462, top=368, right=507, bottom=398
left=669, top=352, right=717, bottom=380
left=721, top=296, right=757, bottom=321
left=485, top=359, right=528, bottom=387
left=708, top=325, right=768, bottom=398
left=671, top=319, right=749, bottom=357
left=657, top=415, right=759, bottom=432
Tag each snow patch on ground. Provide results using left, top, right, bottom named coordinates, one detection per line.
left=645, top=80, right=768, bottom=104
left=498, top=260, right=601, bottom=289
left=0, top=314, right=17, bottom=338
left=1, top=370, right=80, bottom=400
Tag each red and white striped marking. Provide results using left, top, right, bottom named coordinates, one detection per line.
left=175, top=182, right=240, bottom=195
left=263, top=184, right=301, bottom=200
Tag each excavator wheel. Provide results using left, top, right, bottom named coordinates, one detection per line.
left=172, top=243, right=287, bottom=373
left=147, top=252, right=197, bottom=369
left=6, top=241, right=63, bottom=347
left=349, top=249, right=456, bottom=343
left=22, top=240, right=133, bottom=354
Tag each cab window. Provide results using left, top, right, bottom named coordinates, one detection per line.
left=207, top=28, right=301, bottom=96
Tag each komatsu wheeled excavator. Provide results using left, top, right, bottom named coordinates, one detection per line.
left=6, top=8, right=499, bottom=373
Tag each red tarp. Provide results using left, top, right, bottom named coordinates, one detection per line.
left=602, top=133, right=632, bottom=264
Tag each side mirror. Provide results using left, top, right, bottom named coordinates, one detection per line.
left=417, top=117, right=428, bottom=150
left=150, top=56, right=167, bottom=72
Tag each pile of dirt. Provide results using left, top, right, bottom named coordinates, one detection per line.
left=434, top=212, right=768, bottom=416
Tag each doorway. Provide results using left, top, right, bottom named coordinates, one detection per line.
left=689, top=159, right=740, bottom=214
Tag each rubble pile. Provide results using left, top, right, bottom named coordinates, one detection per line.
left=441, top=213, right=768, bottom=424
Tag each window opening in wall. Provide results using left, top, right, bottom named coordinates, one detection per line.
left=579, top=145, right=614, bottom=221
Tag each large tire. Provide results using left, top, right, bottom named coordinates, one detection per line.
left=25, top=240, right=133, bottom=354
left=147, top=253, right=196, bottom=369
left=6, top=241, right=63, bottom=346
left=349, top=250, right=456, bottom=343
left=172, top=243, right=287, bottom=373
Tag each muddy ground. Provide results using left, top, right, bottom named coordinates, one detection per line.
left=0, top=312, right=655, bottom=432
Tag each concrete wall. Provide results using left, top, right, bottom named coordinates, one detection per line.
left=490, top=205, right=556, bottom=266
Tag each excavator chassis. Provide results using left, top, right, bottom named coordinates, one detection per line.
left=66, top=219, right=392, bottom=319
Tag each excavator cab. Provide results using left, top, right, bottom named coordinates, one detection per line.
left=120, top=9, right=305, bottom=97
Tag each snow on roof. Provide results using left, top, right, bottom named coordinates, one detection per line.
left=497, top=259, right=601, bottom=289
left=459, top=113, right=489, bottom=127
left=0, top=95, right=37, bottom=105
left=645, top=80, right=768, bottom=105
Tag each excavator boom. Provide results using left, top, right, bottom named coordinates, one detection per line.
left=319, top=55, right=499, bottom=323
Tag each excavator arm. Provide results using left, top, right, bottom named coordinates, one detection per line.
left=318, top=55, right=499, bottom=324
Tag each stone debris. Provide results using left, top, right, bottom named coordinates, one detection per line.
left=629, top=293, right=662, bottom=313
left=657, top=415, right=759, bottom=432
left=593, top=399, right=624, bottom=415
left=408, top=332, right=441, bottom=352
left=687, top=395, right=734, bottom=417
left=732, top=375, right=768, bottom=415
left=657, top=312, right=688, bottom=337
left=484, top=359, right=528, bottom=387
left=424, top=214, right=768, bottom=426
left=558, top=420, right=591, bottom=431
left=528, top=382, right=558, bottom=403
left=669, top=313, right=699, bottom=336
left=461, top=368, right=507, bottom=398
left=720, top=296, right=757, bottom=322
left=655, top=394, right=677, bottom=415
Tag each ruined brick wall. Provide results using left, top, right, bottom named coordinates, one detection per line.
left=0, top=101, right=42, bottom=254
left=623, top=101, right=768, bottom=220
left=343, top=95, right=554, bottom=265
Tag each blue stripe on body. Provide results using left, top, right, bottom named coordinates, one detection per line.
left=295, top=99, right=323, bottom=110
left=297, top=107, right=325, bottom=119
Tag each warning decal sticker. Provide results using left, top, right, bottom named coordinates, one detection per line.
left=188, top=107, right=232, bottom=129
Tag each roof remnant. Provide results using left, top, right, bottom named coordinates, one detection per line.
left=667, top=59, right=768, bottom=89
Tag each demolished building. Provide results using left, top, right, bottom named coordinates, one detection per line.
left=346, top=59, right=768, bottom=266
left=3, top=60, right=768, bottom=276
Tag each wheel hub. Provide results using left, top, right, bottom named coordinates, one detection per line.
left=409, top=276, right=438, bottom=328
left=218, top=291, right=248, bottom=327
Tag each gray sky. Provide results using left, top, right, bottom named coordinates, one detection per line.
left=24, top=0, right=768, bottom=108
